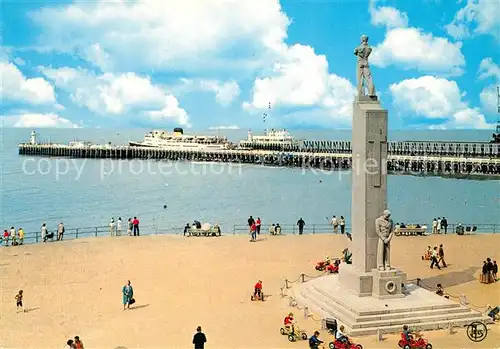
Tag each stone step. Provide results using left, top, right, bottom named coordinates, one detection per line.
left=313, top=284, right=460, bottom=316
left=347, top=316, right=491, bottom=336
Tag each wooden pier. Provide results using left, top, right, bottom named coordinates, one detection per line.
left=18, top=142, right=500, bottom=177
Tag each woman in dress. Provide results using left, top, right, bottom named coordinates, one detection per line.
left=122, top=280, right=134, bottom=310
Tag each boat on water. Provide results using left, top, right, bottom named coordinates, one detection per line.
left=239, top=129, right=301, bottom=151
left=129, top=128, right=233, bottom=150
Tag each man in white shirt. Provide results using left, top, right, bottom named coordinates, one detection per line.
left=330, top=216, right=338, bottom=234
left=432, top=218, right=437, bottom=234
left=335, top=325, right=348, bottom=343
left=117, top=217, right=122, bottom=236
left=109, top=218, right=116, bottom=237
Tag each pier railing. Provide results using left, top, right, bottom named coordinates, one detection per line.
left=6, top=222, right=498, bottom=246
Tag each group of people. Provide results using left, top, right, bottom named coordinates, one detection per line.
left=329, top=215, right=346, bottom=234
left=64, top=336, right=84, bottom=349
left=431, top=217, right=448, bottom=234
left=247, top=216, right=261, bottom=242
left=3, top=227, right=25, bottom=246
left=480, top=258, right=498, bottom=284
left=110, top=217, right=140, bottom=236
left=422, top=244, right=447, bottom=269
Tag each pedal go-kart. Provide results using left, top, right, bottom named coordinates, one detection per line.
left=397, top=332, right=432, bottom=349
left=250, top=290, right=265, bottom=301
left=328, top=339, right=363, bottom=349
left=316, top=259, right=331, bottom=271
left=279, top=327, right=308, bottom=342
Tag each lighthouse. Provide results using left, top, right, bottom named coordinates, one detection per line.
left=30, top=130, right=37, bottom=145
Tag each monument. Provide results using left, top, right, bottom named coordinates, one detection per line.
left=291, top=34, right=490, bottom=335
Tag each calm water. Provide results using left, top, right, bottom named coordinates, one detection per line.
left=1, top=128, right=499, bottom=233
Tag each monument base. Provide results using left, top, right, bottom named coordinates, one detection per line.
left=339, top=265, right=407, bottom=299
left=291, top=274, right=491, bottom=336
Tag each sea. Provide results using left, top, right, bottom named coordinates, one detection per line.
left=1, top=128, right=499, bottom=234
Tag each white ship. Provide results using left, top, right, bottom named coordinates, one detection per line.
left=239, top=129, right=300, bottom=150
left=129, top=128, right=232, bottom=150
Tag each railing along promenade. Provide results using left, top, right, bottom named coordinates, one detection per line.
left=18, top=142, right=500, bottom=177
left=9, top=222, right=499, bottom=246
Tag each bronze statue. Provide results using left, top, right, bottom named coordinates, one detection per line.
left=354, top=35, right=376, bottom=98
left=375, top=209, right=394, bottom=270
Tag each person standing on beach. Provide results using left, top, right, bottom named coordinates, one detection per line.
left=438, top=244, right=447, bottom=267
left=117, top=218, right=122, bottom=236
left=192, top=326, right=207, bottom=349
left=57, top=222, right=65, bottom=241
left=297, top=218, right=305, bottom=235
left=437, top=217, right=442, bottom=234
left=127, top=218, right=133, bottom=236
left=10, top=227, right=17, bottom=246
left=132, top=217, right=140, bottom=236
left=330, top=216, right=338, bottom=234
left=441, top=217, right=448, bottom=234
left=122, top=280, right=134, bottom=310
left=247, top=216, right=255, bottom=232
left=339, top=216, right=346, bottom=234
left=74, top=336, right=84, bottom=349
left=15, top=290, right=26, bottom=313
left=3, top=230, right=9, bottom=246
left=432, top=218, right=437, bottom=234
left=255, top=217, right=261, bottom=235
left=41, top=223, right=47, bottom=242
left=17, top=228, right=24, bottom=245
left=109, top=218, right=116, bottom=237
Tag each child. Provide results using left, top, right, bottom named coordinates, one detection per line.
left=254, top=280, right=263, bottom=299
left=74, top=335, right=84, bottom=349
left=3, top=230, right=9, bottom=246
left=15, top=290, right=26, bottom=313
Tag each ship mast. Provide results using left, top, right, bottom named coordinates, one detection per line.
left=496, top=85, right=500, bottom=135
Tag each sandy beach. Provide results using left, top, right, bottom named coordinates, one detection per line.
left=0, top=233, right=499, bottom=349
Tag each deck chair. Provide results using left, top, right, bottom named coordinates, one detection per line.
left=465, top=226, right=471, bottom=232
left=472, top=226, right=477, bottom=232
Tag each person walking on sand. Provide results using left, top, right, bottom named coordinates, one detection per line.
left=3, top=229, right=9, bottom=246
left=430, top=246, right=441, bottom=269
left=74, top=336, right=84, bottom=349
left=256, top=217, right=261, bottom=235
left=438, top=244, right=447, bottom=267
left=15, top=290, right=26, bottom=313
left=247, top=216, right=255, bottom=232
left=330, top=215, right=338, bottom=234
left=297, top=218, right=305, bottom=235
left=339, top=216, right=346, bottom=234
left=116, top=217, right=122, bottom=236
left=122, top=280, right=134, bottom=310
left=57, top=222, right=65, bottom=241
left=250, top=221, right=257, bottom=242
left=193, top=326, right=207, bottom=349
left=132, top=217, right=140, bottom=236
left=127, top=218, right=133, bottom=236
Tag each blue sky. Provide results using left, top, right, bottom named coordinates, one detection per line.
left=1, top=0, right=499, bottom=130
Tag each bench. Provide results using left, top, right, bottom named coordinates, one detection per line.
left=394, top=228, right=427, bottom=236
left=187, top=227, right=221, bottom=237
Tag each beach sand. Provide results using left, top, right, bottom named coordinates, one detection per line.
left=0, top=233, right=499, bottom=349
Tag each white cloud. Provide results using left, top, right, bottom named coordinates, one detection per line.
left=480, top=85, right=498, bottom=114
left=446, top=0, right=500, bottom=41
left=39, top=66, right=189, bottom=125
left=10, top=113, right=79, bottom=128
left=477, top=58, right=499, bottom=114
left=370, top=4, right=408, bottom=29
left=0, top=61, right=56, bottom=104
left=244, top=44, right=356, bottom=123
left=390, top=76, right=491, bottom=129
left=199, top=80, right=241, bottom=106
left=208, top=125, right=240, bottom=130
left=370, top=27, right=465, bottom=74
left=30, top=0, right=290, bottom=73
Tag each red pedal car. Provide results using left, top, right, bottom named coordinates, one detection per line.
left=328, top=339, right=363, bottom=349
left=398, top=333, right=432, bottom=349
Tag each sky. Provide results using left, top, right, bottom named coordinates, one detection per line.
left=0, top=0, right=499, bottom=130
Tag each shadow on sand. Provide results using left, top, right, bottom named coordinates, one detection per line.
left=129, top=304, right=150, bottom=311
left=420, top=267, right=478, bottom=289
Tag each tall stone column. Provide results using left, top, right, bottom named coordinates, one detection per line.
left=351, top=98, right=388, bottom=273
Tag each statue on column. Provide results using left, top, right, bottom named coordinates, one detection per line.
left=354, top=35, right=376, bottom=98
left=375, top=209, right=394, bottom=271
